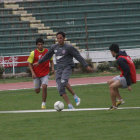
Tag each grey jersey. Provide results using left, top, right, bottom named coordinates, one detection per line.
left=38, top=43, right=88, bottom=69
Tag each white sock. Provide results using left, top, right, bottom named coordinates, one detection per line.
left=68, top=104, right=73, bottom=108
left=117, top=99, right=123, bottom=101
left=42, top=102, right=46, bottom=106
left=113, top=106, right=117, bottom=108
left=73, top=94, right=78, bottom=99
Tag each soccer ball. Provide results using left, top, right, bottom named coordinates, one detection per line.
left=54, top=101, right=64, bottom=112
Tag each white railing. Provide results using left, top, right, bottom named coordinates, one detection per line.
left=0, top=55, right=28, bottom=75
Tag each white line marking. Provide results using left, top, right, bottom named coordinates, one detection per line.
left=0, top=107, right=140, bottom=114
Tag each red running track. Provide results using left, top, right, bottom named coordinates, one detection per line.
left=0, top=75, right=140, bottom=91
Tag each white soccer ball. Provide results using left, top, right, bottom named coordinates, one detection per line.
left=54, top=101, right=64, bottom=112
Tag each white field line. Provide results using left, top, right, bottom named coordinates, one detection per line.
left=0, top=107, right=140, bottom=114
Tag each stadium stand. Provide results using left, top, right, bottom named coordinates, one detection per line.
left=0, top=0, right=140, bottom=73
left=0, top=0, right=140, bottom=54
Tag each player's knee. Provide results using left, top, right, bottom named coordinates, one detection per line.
left=59, top=87, right=65, bottom=95
left=59, top=85, right=66, bottom=95
left=62, top=93, right=67, bottom=97
left=61, top=79, right=68, bottom=87
left=109, top=84, right=115, bottom=89
left=42, top=84, right=47, bottom=89
left=57, top=79, right=68, bottom=95
left=107, top=80, right=112, bottom=85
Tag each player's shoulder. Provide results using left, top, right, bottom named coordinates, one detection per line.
left=44, top=48, right=48, bottom=50
left=30, top=50, right=35, bottom=55
left=65, top=44, right=74, bottom=50
left=51, top=44, right=58, bottom=48
left=117, top=57, right=127, bottom=64
left=44, top=48, right=49, bottom=52
left=65, top=43, right=73, bottom=47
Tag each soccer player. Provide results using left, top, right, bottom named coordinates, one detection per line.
left=34, top=31, right=93, bottom=109
left=108, top=44, right=136, bottom=110
left=27, top=38, right=54, bottom=109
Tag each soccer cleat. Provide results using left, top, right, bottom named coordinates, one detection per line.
left=41, top=104, right=46, bottom=109
left=75, top=97, right=81, bottom=106
left=108, top=106, right=117, bottom=111
left=116, top=100, right=125, bottom=107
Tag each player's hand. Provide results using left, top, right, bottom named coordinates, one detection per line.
left=51, top=69, right=55, bottom=74
left=32, top=73, right=36, bottom=79
left=86, top=66, right=93, bottom=72
left=50, top=69, right=55, bottom=75
left=32, top=71, right=36, bottom=79
left=33, top=62, right=39, bottom=66
left=128, top=86, right=132, bottom=91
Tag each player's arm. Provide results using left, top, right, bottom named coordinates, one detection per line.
left=34, top=46, right=54, bottom=66
left=68, top=46, right=93, bottom=72
left=27, top=51, right=36, bottom=79
left=28, top=63, right=36, bottom=79
left=50, top=57, right=55, bottom=74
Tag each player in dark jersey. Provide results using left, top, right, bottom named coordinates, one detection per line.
left=108, top=44, right=136, bottom=110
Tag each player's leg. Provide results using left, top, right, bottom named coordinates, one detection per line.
left=42, top=84, right=47, bottom=102
left=34, top=78, right=41, bottom=93
left=56, top=79, right=74, bottom=109
left=109, top=80, right=122, bottom=110
left=66, top=83, right=80, bottom=106
left=62, top=66, right=76, bottom=108
left=62, top=93, right=71, bottom=104
left=108, top=79, right=122, bottom=99
left=66, top=83, right=75, bottom=96
left=115, top=76, right=127, bottom=106
left=115, top=87, right=122, bottom=100
left=56, top=67, right=74, bottom=109
left=40, top=75, right=49, bottom=109
left=107, top=79, right=115, bottom=86
left=108, top=76, right=124, bottom=108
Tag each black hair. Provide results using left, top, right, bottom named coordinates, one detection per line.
left=56, top=31, right=66, bottom=38
left=109, top=43, right=120, bottom=53
left=36, top=38, right=44, bottom=45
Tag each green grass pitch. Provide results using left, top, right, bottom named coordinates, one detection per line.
left=0, top=83, right=140, bottom=140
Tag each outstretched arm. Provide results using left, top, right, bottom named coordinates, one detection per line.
left=68, top=46, right=93, bottom=72
left=39, top=48, right=54, bottom=64
left=50, top=58, right=55, bottom=74
left=34, top=47, right=54, bottom=66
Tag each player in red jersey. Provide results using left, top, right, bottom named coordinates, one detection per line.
left=27, top=38, right=54, bottom=109
left=108, top=44, right=136, bottom=110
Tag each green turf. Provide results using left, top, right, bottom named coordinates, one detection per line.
left=0, top=83, right=140, bottom=140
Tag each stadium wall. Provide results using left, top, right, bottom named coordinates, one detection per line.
left=80, top=48, right=140, bottom=63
